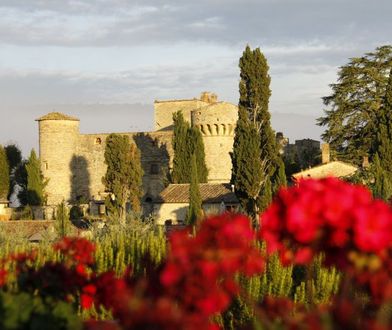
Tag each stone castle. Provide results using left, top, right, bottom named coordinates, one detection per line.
left=37, top=92, right=238, bottom=215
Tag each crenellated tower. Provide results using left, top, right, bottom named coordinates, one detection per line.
left=191, top=102, right=238, bottom=183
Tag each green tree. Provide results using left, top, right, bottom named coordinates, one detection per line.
left=372, top=153, right=392, bottom=200
left=25, top=149, right=47, bottom=206
left=0, top=145, right=9, bottom=200
left=318, top=45, right=392, bottom=164
left=187, top=126, right=208, bottom=183
left=103, top=134, right=144, bottom=222
left=172, top=111, right=190, bottom=183
left=233, top=45, right=285, bottom=215
left=185, top=154, right=202, bottom=225
left=171, top=111, right=208, bottom=183
left=231, top=107, right=266, bottom=218
left=5, top=144, right=22, bottom=200
left=55, top=201, right=71, bottom=238
left=15, top=160, right=28, bottom=206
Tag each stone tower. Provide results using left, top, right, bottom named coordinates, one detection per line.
left=36, top=112, right=80, bottom=205
left=191, top=102, right=238, bottom=183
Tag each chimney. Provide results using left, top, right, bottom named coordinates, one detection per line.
left=321, top=143, right=330, bottom=164
left=362, top=156, right=369, bottom=168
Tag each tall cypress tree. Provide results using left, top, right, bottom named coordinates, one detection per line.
left=231, top=107, right=266, bottom=217
left=26, top=149, right=47, bottom=206
left=233, top=45, right=285, bottom=214
left=185, top=153, right=202, bottom=225
left=172, top=111, right=190, bottom=183
left=187, top=126, right=208, bottom=183
left=0, top=145, right=9, bottom=200
left=172, top=111, right=208, bottom=183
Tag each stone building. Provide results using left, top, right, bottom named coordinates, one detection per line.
left=36, top=93, right=238, bottom=216
left=153, top=183, right=239, bottom=225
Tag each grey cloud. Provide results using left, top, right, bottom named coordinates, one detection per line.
left=0, top=0, right=390, bottom=48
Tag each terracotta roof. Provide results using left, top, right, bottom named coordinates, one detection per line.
left=36, top=112, right=79, bottom=121
left=155, top=184, right=239, bottom=204
left=292, top=161, right=358, bottom=180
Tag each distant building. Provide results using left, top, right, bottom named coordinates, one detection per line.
left=153, top=183, right=239, bottom=225
left=36, top=92, right=239, bottom=220
left=292, top=143, right=358, bottom=180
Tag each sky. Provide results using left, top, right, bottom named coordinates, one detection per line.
left=0, top=0, right=391, bottom=156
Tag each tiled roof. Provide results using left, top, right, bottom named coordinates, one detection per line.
left=155, top=183, right=239, bottom=204
left=292, top=161, right=358, bottom=179
left=36, top=112, right=79, bottom=121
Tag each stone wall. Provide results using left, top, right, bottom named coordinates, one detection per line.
left=154, top=98, right=208, bottom=131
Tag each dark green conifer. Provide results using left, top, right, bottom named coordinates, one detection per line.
left=372, top=153, right=392, bottom=200
left=231, top=107, right=266, bottom=218
left=0, top=145, right=9, bottom=200
left=172, top=111, right=190, bottom=183
left=187, top=126, right=208, bottom=183
left=26, top=149, right=47, bottom=206
left=185, top=154, right=202, bottom=225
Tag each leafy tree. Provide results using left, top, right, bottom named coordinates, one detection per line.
left=5, top=144, right=22, bottom=199
left=26, top=149, right=47, bottom=206
left=172, top=111, right=190, bottom=184
left=0, top=145, right=9, bottom=200
left=5, top=144, right=22, bottom=173
left=103, top=134, right=144, bottom=222
left=185, top=154, right=202, bottom=225
left=171, top=111, right=208, bottom=183
left=15, top=160, right=28, bottom=206
left=233, top=45, right=285, bottom=214
left=372, top=153, right=392, bottom=200
left=318, top=45, right=392, bottom=164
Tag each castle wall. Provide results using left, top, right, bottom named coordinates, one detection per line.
left=154, top=99, right=208, bottom=131
left=75, top=131, right=173, bottom=205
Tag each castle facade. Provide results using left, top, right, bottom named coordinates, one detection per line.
left=36, top=93, right=238, bottom=213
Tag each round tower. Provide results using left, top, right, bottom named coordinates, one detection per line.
left=191, top=102, right=238, bottom=183
left=36, top=112, right=80, bottom=205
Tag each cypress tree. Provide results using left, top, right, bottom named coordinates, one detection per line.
left=188, top=126, right=208, bottom=183
left=26, top=149, right=47, bottom=206
left=185, top=154, right=202, bottom=225
left=172, top=111, right=208, bottom=183
left=233, top=45, right=285, bottom=215
left=56, top=201, right=71, bottom=238
left=103, top=134, right=144, bottom=222
left=231, top=107, right=266, bottom=218
left=5, top=144, right=22, bottom=200
left=0, top=145, right=9, bottom=200
left=172, top=111, right=190, bottom=183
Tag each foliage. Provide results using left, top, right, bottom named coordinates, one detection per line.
left=0, top=145, right=9, bottom=200
left=372, top=153, right=392, bottom=200
left=26, top=149, right=47, bottom=206
left=15, top=160, right=28, bottom=206
left=172, top=111, right=190, bottom=184
left=4, top=144, right=22, bottom=200
left=231, top=107, right=266, bottom=217
left=372, top=69, right=392, bottom=200
left=102, top=134, right=144, bottom=222
left=318, top=45, right=392, bottom=164
left=55, top=202, right=71, bottom=238
left=185, top=154, right=202, bottom=225
left=171, top=111, right=208, bottom=183
left=233, top=45, right=286, bottom=215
